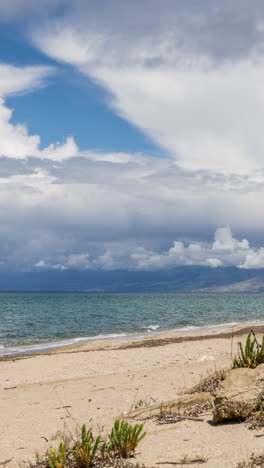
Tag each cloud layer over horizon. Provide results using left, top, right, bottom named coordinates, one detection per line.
left=34, top=227, right=264, bottom=272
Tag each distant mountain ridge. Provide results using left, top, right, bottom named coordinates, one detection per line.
left=196, top=277, right=264, bottom=293
left=1, top=266, right=264, bottom=291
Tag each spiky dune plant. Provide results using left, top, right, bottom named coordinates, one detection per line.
left=71, top=424, right=100, bottom=468
left=108, top=420, right=146, bottom=458
left=48, top=442, right=67, bottom=468
left=24, top=420, right=147, bottom=467
left=233, top=331, right=264, bottom=369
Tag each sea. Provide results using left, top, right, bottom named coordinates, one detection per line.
left=0, top=292, right=264, bottom=356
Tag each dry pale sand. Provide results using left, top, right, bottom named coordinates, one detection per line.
left=1, top=324, right=264, bottom=468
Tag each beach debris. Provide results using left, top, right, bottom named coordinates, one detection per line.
left=246, top=392, right=264, bottom=430
left=213, top=364, right=264, bottom=424
left=25, top=456, right=146, bottom=467
left=0, top=459, right=13, bottom=466
left=156, top=411, right=204, bottom=424
left=150, top=398, right=211, bottom=425
left=157, top=456, right=207, bottom=465
left=237, top=453, right=264, bottom=467
left=247, top=412, right=264, bottom=430
left=55, top=406, right=72, bottom=410
left=189, top=369, right=227, bottom=396
left=134, top=396, right=157, bottom=410
left=125, top=392, right=213, bottom=420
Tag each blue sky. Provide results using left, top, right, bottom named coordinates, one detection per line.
left=1, top=0, right=264, bottom=276
left=1, top=22, right=159, bottom=154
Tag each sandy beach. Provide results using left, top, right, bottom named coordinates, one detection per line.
left=1, top=324, right=264, bottom=468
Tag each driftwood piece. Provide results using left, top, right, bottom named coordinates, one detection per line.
left=123, top=392, right=213, bottom=419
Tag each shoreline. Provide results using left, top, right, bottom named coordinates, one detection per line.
left=1, top=321, right=264, bottom=361
left=1, top=321, right=264, bottom=466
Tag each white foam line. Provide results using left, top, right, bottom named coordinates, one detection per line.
left=1, top=320, right=264, bottom=356
left=0, top=332, right=129, bottom=356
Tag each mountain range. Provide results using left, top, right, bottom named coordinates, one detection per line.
left=1, top=266, right=264, bottom=292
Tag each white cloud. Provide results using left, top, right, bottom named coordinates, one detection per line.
left=33, top=7, right=264, bottom=173
left=66, top=253, right=91, bottom=269
left=35, top=27, right=103, bottom=67
left=96, top=251, right=116, bottom=270
left=239, top=249, right=264, bottom=269
left=122, top=227, right=252, bottom=270
left=35, top=260, right=67, bottom=271
left=0, top=64, right=78, bottom=161
left=40, top=137, right=78, bottom=161
left=1, top=147, right=264, bottom=271
left=0, top=64, right=52, bottom=97
left=212, top=226, right=249, bottom=251
left=33, top=227, right=264, bottom=271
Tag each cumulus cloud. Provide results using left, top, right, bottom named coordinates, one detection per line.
left=33, top=227, right=264, bottom=271
left=0, top=64, right=78, bottom=160
left=35, top=260, right=67, bottom=271
left=2, top=136, right=264, bottom=272
left=128, top=227, right=253, bottom=270
left=33, top=1, right=264, bottom=172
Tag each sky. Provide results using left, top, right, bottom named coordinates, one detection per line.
left=1, top=0, right=264, bottom=276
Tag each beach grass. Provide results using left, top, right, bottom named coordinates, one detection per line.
left=233, top=331, right=264, bottom=369
left=22, top=421, right=146, bottom=468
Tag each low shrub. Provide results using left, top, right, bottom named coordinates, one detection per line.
left=233, top=331, right=264, bottom=369
left=108, top=420, right=146, bottom=459
left=48, top=442, right=67, bottom=468
left=71, top=425, right=100, bottom=467
left=24, top=420, right=146, bottom=468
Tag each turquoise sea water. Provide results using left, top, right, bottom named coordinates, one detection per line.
left=1, top=292, right=264, bottom=355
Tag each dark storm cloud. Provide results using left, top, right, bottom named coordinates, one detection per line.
left=65, top=0, right=264, bottom=61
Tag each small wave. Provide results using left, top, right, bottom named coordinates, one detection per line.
left=2, top=320, right=264, bottom=357
left=0, top=332, right=129, bottom=356
left=172, top=325, right=200, bottom=332
left=201, top=321, right=239, bottom=331
left=88, top=332, right=128, bottom=340
left=170, top=321, right=241, bottom=334
left=141, top=324, right=160, bottom=332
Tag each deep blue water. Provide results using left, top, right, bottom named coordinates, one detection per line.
left=0, top=292, right=264, bottom=354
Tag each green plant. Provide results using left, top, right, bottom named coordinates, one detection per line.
left=108, top=420, right=146, bottom=459
left=233, top=331, right=264, bottom=369
left=48, top=443, right=67, bottom=468
left=71, top=424, right=100, bottom=467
